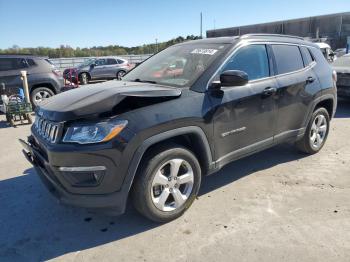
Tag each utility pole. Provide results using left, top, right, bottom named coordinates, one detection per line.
left=200, top=12, right=203, bottom=38
left=155, top=38, right=158, bottom=53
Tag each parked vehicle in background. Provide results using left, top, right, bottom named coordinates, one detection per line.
left=332, top=54, right=350, bottom=98
left=334, top=48, right=347, bottom=58
left=21, top=34, right=337, bottom=222
left=0, top=54, right=63, bottom=107
left=315, top=42, right=337, bottom=62
left=64, top=57, right=131, bottom=85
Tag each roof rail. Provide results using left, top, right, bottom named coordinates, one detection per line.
left=240, top=34, right=304, bottom=40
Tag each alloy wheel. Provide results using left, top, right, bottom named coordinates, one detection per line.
left=34, top=90, right=51, bottom=104
left=310, top=114, right=327, bottom=149
left=151, top=159, right=194, bottom=212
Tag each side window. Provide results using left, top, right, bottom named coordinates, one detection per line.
left=300, top=46, right=314, bottom=66
left=107, top=58, right=118, bottom=65
left=27, top=59, right=36, bottom=67
left=222, top=45, right=270, bottom=81
left=0, top=58, right=15, bottom=71
left=117, top=59, right=125, bottom=64
left=0, top=58, right=27, bottom=71
left=271, top=45, right=304, bottom=74
left=95, top=59, right=107, bottom=66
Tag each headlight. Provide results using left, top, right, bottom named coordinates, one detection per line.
left=63, top=119, right=128, bottom=144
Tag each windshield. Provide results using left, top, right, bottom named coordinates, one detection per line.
left=123, top=43, right=229, bottom=87
left=78, top=58, right=96, bottom=68
left=332, top=54, right=350, bottom=67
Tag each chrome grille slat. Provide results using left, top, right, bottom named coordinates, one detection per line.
left=34, top=115, right=60, bottom=143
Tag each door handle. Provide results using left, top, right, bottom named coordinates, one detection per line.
left=262, top=87, right=277, bottom=96
left=306, top=76, right=315, bottom=83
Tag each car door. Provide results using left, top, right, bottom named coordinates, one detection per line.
left=0, top=58, right=28, bottom=96
left=105, top=58, right=119, bottom=78
left=209, top=44, right=278, bottom=167
left=90, top=58, right=107, bottom=79
left=270, top=44, right=320, bottom=143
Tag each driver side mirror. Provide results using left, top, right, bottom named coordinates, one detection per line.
left=90, top=63, right=95, bottom=68
left=210, top=70, right=248, bottom=89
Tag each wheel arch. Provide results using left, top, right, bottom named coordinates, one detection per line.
left=124, top=126, right=214, bottom=194
left=314, top=98, right=334, bottom=119
left=30, top=83, right=56, bottom=94
left=303, top=94, right=336, bottom=128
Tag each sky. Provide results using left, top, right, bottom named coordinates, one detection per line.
left=0, top=0, right=349, bottom=49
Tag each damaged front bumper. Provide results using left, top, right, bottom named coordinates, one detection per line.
left=19, top=136, right=130, bottom=215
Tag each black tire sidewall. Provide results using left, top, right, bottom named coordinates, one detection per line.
left=305, top=107, right=330, bottom=153
left=134, top=146, right=201, bottom=222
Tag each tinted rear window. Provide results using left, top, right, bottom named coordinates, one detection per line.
left=300, top=46, right=314, bottom=66
left=27, top=59, right=36, bottom=66
left=0, top=58, right=27, bottom=71
left=107, top=58, right=118, bottom=65
left=272, top=45, right=304, bottom=74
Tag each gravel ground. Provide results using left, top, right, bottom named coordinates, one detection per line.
left=0, top=100, right=349, bottom=262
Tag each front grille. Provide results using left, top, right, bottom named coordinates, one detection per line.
left=34, top=116, right=60, bottom=143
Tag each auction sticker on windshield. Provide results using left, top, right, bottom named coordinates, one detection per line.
left=191, top=49, right=218, bottom=55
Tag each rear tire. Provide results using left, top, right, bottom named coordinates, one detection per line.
left=116, top=70, right=126, bottom=80
left=132, top=145, right=201, bottom=223
left=296, top=107, right=330, bottom=154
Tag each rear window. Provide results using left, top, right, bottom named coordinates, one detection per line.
left=272, top=45, right=304, bottom=74
left=107, top=58, right=118, bottom=65
left=27, top=59, right=36, bottom=66
left=0, top=58, right=27, bottom=71
left=300, top=46, right=314, bottom=66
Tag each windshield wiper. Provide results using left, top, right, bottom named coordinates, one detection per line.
left=132, top=78, right=157, bottom=84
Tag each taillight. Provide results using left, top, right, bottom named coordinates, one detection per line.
left=332, top=70, right=337, bottom=82
left=52, top=69, right=62, bottom=77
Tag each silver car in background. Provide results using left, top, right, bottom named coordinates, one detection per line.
left=67, top=57, right=131, bottom=85
left=332, top=53, right=350, bottom=98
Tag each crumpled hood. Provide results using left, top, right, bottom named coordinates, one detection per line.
left=37, top=81, right=181, bottom=121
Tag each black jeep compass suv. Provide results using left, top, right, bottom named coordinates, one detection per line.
left=21, top=34, right=337, bottom=222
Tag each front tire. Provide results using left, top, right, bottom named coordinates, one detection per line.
left=30, top=87, right=54, bottom=107
left=296, top=107, right=330, bottom=154
left=132, top=145, right=201, bottom=223
left=79, top=73, right=89, bottom=85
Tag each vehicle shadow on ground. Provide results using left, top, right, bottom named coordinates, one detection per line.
left=0, top=120, right=10, bottom=128
left=334, top=99, right=350, bottom=118
left=0, top=144, right=306, bottom=261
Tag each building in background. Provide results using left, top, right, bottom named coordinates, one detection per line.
left=206, top=12, right=350, bottom=49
